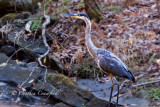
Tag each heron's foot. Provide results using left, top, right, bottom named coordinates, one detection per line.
left=110, top=101, right=118, bottom=107
left=107, top=101, right=111, bottom=107
left=107, top=101, right=116, bottom=107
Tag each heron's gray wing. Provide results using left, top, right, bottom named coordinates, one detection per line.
left=97, top=49, right=129, bottom=71
left=98, top=55, right=126, bottom=77
left=98, top=54, right=135, bottom=82
left=108, top=52, right=129, bottom=71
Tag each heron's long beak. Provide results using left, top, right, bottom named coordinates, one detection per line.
left=67, top=14, right=79, bottom=18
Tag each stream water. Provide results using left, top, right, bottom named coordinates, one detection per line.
left=77, top=79, right=150, bottom=107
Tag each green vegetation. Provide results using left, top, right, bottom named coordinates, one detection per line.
left=146, top=86, right=160, bottom=101
left=30, top=20, right=42, bottom=30
left=75, top=59, right=102, bottom=78
left=134, top=86, right=160, bottom=101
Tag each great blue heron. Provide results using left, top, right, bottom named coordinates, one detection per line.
left=67, top=13, right=135, bottom=106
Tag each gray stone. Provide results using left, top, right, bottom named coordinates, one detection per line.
left=0, top=0, right=41, bottom=17
left=0, top=53, right=116, bottom=107
left=0, top=45, right=16, bottom=56
left=53, top=103, right=69, bottom=107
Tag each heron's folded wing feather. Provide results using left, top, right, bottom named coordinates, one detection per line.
left=98, top=55, right=125, bottom=76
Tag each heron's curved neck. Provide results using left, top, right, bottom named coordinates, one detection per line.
left=84, top=18, right=98, bottom=58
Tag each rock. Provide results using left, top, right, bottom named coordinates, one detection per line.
left=0, top=13, right=17, bottom=22
left=0, top=53, right=116, bottom=107
left=0, top=20, right=2, bottom=28
left=11, top=12, right=32, bottom=27
left=86, top=97, right=114, bottom=107
left=45, top=55, right=66, bottom=73
left=53, top=103, right=69, bottom=107
left=7, top=30, right=65, bottom=71
left=0, top=0, right=41, bottom=17
left=0, top=12, right=31, bottom=26
left=0, top=45, right=16, bottom=56
left=7, top=32, right=46, bottom=58
left=0, top=53, right=15, bottom=65
left=0, top=53, right=42, bottom=87
left=46, top=73, right=93, bottom=106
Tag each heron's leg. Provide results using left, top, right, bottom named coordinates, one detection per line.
left=113, top=77, right=119, bottom=107
left=109, top=75, right=114, bottom=102
left=107, top=75, right=114, bottom=107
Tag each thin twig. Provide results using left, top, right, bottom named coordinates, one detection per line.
left=16, top=64, right=38, bottom=103
left=1, top=43, right=35, bottom=70
left=19, top=64, right=37, bottom=89
left=132, top=79, right=160, bottom=87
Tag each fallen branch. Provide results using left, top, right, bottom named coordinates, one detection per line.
left=19, top=64, right=37, bottom=89
left=38, top=15, right=51, bottom=83
left=16, top=64, right=38, bottom=103
left=132, top=79, right=160, bottom=87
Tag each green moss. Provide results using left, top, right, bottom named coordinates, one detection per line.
left=0, top=13, right=17, bottom=22
left=134, top=86, right=160, bottom=102
left=47, top=73, right=77, bottom=88
left=76, top=88, right=93, bottom=100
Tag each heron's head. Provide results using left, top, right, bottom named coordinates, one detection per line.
left=67, top=13, right=90, bottom=20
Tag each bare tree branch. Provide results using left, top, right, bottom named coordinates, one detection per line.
left=38, top=15, right=51, bottom=83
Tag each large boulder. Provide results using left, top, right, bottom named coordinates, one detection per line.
left=0, top=53, right=116, bottom=107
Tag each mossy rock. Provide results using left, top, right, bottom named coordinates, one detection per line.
left=53, top=102, right=68, bottom=107
left=0, top=13, right=17, bottom=22
left=47, top=73, right=77, bottom=89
